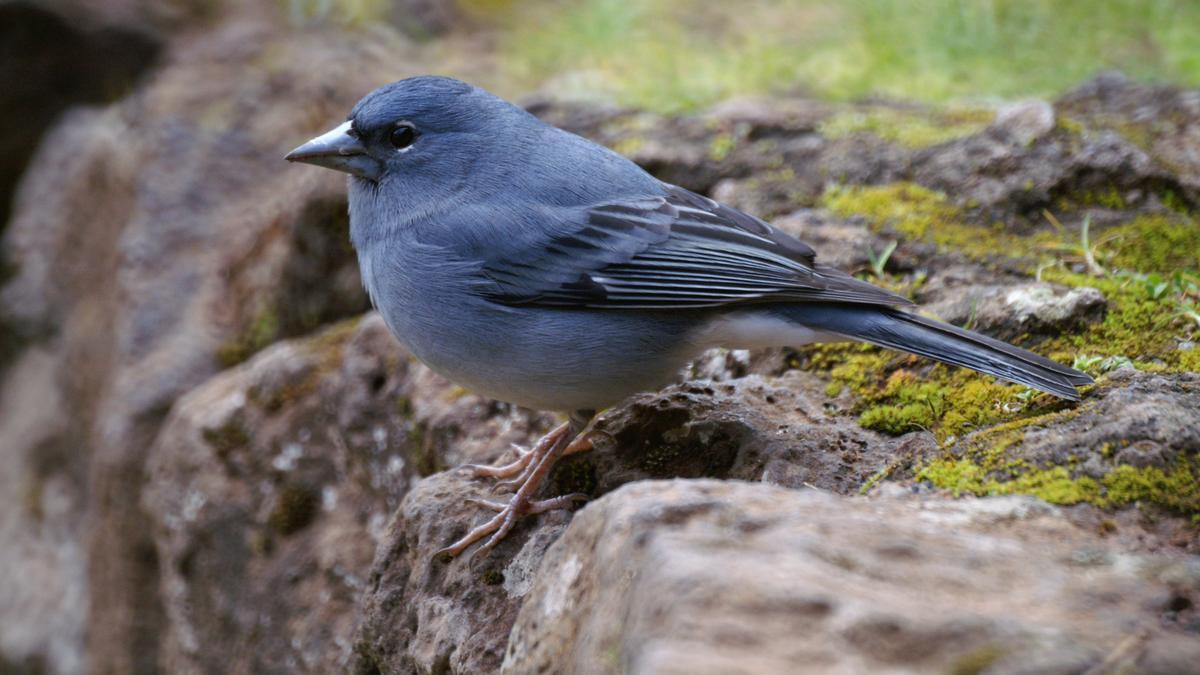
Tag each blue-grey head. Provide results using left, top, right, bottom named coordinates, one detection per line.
left=285, top=76, right=540, bottom=210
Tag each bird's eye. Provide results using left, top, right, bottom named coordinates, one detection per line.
left=390, top=123, right=417, bottom=150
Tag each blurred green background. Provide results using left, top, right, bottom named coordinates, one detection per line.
left=297, top=0, right=1200, bottom=111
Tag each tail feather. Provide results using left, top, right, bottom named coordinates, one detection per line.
left=786, top=304, right=1094, bottom=400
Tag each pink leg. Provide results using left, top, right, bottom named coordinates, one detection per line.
left=461, top=422, right=571, bottom=479
left=436, top=431, right=594, bottom=559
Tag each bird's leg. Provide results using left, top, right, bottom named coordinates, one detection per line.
left=436, top=411, right=595, bottom=559
left=461, top=421, right=571, bottom=479
left=496, top=430, right=594, bottom=489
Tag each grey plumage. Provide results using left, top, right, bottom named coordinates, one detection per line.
left=286, top=76, right=1092, bottom=556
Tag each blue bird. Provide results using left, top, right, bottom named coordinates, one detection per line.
left=286, top=76, right=1092, bottom=558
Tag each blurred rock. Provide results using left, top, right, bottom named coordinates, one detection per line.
left=145, top=314, right=555, bottom=674
left=505, top=480, right=1198, bottom=675
left=539, top=81, right=1196, bottom=220
left=1059, top=71, right=1200, bottom=195
left=0, top=1, right=159, bottom=243
left=0, top=22, right=407, bottom=674
left=912, top=123, right=1177, bottom=218
left=991, top=99, right=1056, bottom=146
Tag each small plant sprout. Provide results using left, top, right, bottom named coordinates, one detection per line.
left=866, top=240, right=898, bottom=277
left=1072, top=354, right=1134, bottom=375
left=1042, top=211, right=1118, bottom=277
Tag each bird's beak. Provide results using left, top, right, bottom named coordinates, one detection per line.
left=285, top=121, right=383, bottom=181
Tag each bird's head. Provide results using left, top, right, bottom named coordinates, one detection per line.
left=285, top=75, right=536, bottom=203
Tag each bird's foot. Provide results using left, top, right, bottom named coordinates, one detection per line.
left=436, top=492, right=588, bottom=559
left=437, top=426, right=593, bottom=559
left=460, top=421, right=571, bottom=479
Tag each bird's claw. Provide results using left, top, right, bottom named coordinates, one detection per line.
left=436, top=493, right=589, bottom=559
left=462, top=447, right=534, bottom=479
left=437, top=420, right=595, bottom=559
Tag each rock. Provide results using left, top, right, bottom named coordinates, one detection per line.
left=577, top=374, right=936, bottom=496
left=1058, top=71, right=1200, bottom=196
left=920, top=264, right=1107, bottom=341
left=146, top=314, right=557, bottom=674
left=3, top=16, right=1199, bottom=671
left=0, top=24, right=410, bottom=673
left=911, top=122, right=1175, bottom=217
left=0, top=1, right=160, bottom=238
left=704, top=96, right=832, bottom=133
left=767, top=209, right=881, bottom=271
left=0, top=348, right=83, bottom=675
left=505, top=480, right=1200, bottom=674
left=990, top=99, right=1056, bottom=146
left=963, top=370, right=1199, bottom=475
left=353, top=373, right=937, bottom=674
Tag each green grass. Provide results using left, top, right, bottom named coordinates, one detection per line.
left=488, top=0, right=1200, bottom=113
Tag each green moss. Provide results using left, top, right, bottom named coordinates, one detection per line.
left=916, top=401, right=1200, bottom=515
left=818, top=107, right=992, bottom=149
left=1054, top=116, right=1086, bottom=136
left=859, top=401, right=933, bottom=434
left=610, top=136, right=645, bottom=157
left=245, top=317, right=363, bottom=413
left=919, top=456, right=1200, bottom=515
left=1104, top=462, right=1200, bottom=512
left=553, top=456, right=597, bottom=495
left=824, top=186, right=1198, bottom=376
left=1057, top=185, right=1128, bottom=212
left=806, top=178, right=1195, bottom=504
left=707, top=131, right=736, bottom=161
left=1177, top=347, right=1200, bottom=372
left=640, top=442, right=683, bottom=474
left=216, top=306, right=281, bottom=368
left=819, top=182, right=1054, bottom=264
left=1104, top=213, right=1200, bottom=275
left=949, top=644, right=1005, bottom=675
left=304, top=315, right=361, bottom=370
left=408, top=423, right=442, bottom=477
left=1041, top=267, right=1195, bottom=372
left=801, top=340, right=1039, bottom=442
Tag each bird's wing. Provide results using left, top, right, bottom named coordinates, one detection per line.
left=479, top=185, right=912, bottom=310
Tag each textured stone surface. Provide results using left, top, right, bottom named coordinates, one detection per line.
left=505, top=480, right=1200, bottom=675
left=352, top=369, right=937, bottom=675
left=0, top=23, right=404, bottom=673
left=920, top=264, right=1107, bottom=341
left=953, top=370, right=1200, bottom=475
left=1058, top=71, right=1200, bottom=194
left=146, top=314, right=556, bottom=675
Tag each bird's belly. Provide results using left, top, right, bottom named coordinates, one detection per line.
left=380, top=300, right=702, bottom=412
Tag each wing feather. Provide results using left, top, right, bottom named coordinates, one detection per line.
left=481, top=184, right=911, bottom=310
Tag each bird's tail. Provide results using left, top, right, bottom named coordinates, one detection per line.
left=782, top=304, right=1094, bottom=400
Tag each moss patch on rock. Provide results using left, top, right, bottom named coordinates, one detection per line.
left=807, top=178, right=1198, bottom=515
left=216, top=305, right=281, bottom=368
left=805, top=341, right=1053, bottom=442
left=819, top=182, right=1199, bottom=378
left=918, top=453, right=1200, bottom=516
left=820, top=182, right=1055, bottom=264
left=1041, top=267, right=1196, bottom=373
left=1104, top=213, right=1200, bottom=274
left=818, top=107, right=992, bottom=149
